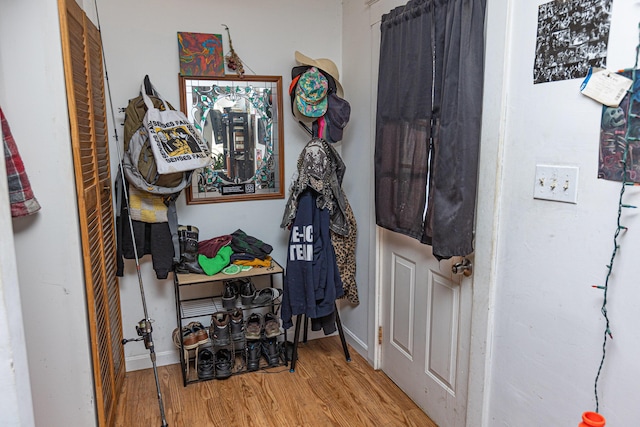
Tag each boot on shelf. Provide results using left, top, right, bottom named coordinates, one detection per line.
left=175, top=225, right=205, bottom=274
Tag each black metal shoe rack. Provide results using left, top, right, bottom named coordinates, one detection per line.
left=173, top=260, right=287, bottom=386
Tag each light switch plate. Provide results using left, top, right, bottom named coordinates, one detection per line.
left=533, top=165, right=579, bottom=204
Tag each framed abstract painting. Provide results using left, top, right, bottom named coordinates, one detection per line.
left=177, top=32, right=225, bottom=77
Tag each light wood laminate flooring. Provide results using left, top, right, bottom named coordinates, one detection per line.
left=115, top=336, right=438, bottom=426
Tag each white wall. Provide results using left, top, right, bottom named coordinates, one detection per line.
left=341, top=0, right=390, bottom=363
left=485, top=1, right=640, bottom=426
left=466, top=0, right=513, bottom=423
left=0, top=110, right=35, bottom=427
left=0, top=1, right=96, bottom=426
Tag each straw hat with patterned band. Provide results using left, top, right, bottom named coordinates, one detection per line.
left=295, top=51, right=344, bottom=97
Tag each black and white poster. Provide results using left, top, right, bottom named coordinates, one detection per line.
left=534, top=0, right=613, bottom=84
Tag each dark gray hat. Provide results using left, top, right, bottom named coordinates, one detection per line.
left=325, top=93, right=351, bottom=142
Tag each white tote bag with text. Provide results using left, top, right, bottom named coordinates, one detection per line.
left=142, top=83, right=212, bottom=174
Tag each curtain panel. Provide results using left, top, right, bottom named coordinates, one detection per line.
left=374, top=0, right=486, bottom=259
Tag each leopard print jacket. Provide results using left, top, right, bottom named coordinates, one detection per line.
left=331, top=195, right=359, bottom=305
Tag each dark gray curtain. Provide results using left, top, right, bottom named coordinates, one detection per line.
left=374, top=0, right=486, bottom=259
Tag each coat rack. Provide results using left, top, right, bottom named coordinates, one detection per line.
left=289, top=306, right=351, bottom=372
left=287, top=59, right=353, bottom=372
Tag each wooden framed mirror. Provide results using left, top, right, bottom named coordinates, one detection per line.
left=179, top=75, right=284, bottom=204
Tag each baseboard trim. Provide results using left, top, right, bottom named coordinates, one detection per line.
left=125, top=350, right=179, bottom=372
left=342, top=324, right=368, bottom=358
left=124, top=325, right=369, bottom=372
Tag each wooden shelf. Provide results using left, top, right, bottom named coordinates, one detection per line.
left=175, top=259, right=283, bottom=285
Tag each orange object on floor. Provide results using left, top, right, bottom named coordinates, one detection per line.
left=579, top=411, right=606, bottom=427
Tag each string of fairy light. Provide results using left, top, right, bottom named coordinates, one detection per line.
left=592, top=24, right=640, bottom=414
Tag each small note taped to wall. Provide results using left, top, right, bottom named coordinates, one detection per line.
left=580, top=67, right=632, bottom=107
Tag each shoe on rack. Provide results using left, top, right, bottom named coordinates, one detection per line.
left=186, top=321, right=210, bottom=347
left=263, top=312, right=281, bottom=339
left=197, top=344, right=215, bottom=380
left=230, top=308, right=245, bottom=344
left=261, top=337, right=280, bottom=367
left=222, top=280, right=239, bottom=309
left=175, top=225, right=205, bottom=275
left=210, top=312, right=231, bottom=347
left=172, top=326, right=198, bottom=350
left=245, top=312, right=262, bottom=340
left=246, top=341, right=261, bottom=371
left=240, top=279, right=257, bottom=305
left=214, top=348, right=233, bottom=379
left=252, top=288, right=283, bottom=305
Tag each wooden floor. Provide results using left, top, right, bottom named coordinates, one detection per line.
left=115, top=336, right=438, bottom=427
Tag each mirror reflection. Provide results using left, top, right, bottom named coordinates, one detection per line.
left=179, top=75, right=284, bottom=203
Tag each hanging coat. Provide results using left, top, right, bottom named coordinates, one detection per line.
left=281, top=189, right=343, bottom=329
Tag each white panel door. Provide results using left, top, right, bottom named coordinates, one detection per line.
left=379, top=228, right=472, bottom=427
left=369, top=2, right=473, bottom=425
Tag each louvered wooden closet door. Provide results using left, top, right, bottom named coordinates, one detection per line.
left=58, top=0, right=125, bottom=425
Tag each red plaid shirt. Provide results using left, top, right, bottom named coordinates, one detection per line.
left=2, top=107, right=41, bottom=217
